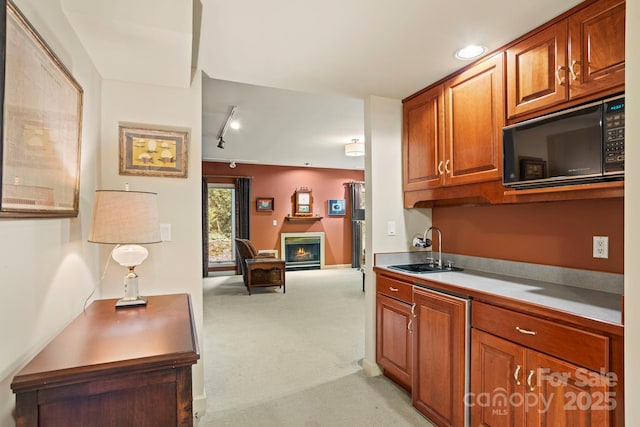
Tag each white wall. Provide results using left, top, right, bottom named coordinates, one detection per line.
left=0, top=0, right=103, bottom=424
left=100, top=76, right=206, bottom=413
left=0, top=2, right=207, bottom=423
left=625, top=0, right=638, bottom=422
left=362, top=95, right=431, bottom=375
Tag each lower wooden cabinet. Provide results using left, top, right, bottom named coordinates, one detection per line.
left=470, top=300, right=619, bottom=427
left=376, top=293, right=413, bottom=390
left=376, top=274, right=414, bottom=390
left=412, top=287, right=468, bottom=427
left=471, top=328, right=611, bottom=427
left=374, top=272, right=623, bottom=427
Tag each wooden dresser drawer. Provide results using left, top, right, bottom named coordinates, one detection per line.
left=376, top=275, right=413, bottom=304
left=472, top=301, right=609, bottom=372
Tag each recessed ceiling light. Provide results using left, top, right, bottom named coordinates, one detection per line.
left=454, top=44, right=487, bottom=60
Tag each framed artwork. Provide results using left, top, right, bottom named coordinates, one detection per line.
left=0, top=1, right=84, bottom=218
left=256, top=197, right=274, bottom=211
left=119, top=124, right=189, bottom=178
left=294, top=188, right=313, bottom=216
left=328, top=199, right=346, bottom=216
left=519, top=157, right=547, bottom=181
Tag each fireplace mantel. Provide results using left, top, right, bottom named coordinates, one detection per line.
left=284, top=216, right=323, bottom=222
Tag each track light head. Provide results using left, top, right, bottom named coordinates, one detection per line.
left=217, top=137, right=225, bottom=149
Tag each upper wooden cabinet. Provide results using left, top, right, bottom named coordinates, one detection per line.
left=444, top=53, right=504, bottom=186
left=507, top=0, right=625, bottom=119
left=403, top=85, right=444, bottom=192
left=403, top=53, right=504, bottom=196
left=568, top=0, right=625, bottom=98
left=506, top=22, right=568, bottom=118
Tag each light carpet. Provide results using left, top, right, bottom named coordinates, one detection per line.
left=199, top=268, right=433, bottom=426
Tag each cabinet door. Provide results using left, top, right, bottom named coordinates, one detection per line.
left=444, top=53, right=504, bottom=186
left=526, top=351, right=611, bottom=427
left=568, top=0, right=625, bottom=99
left=470, top=329, right=526, bottom=427
left=402, top=85, right=445, bottom=191
left=507, top=22, right=568, bottom=118
left=412, top=288, right=467, bottom=427
left=376, top=293, right=412, bottom=390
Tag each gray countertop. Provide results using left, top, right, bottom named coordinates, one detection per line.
left=374, top=252, right=623, bottom=326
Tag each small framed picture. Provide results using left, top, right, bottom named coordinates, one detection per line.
left=256, top=197, right=274, bottom=211
left=119, top=124, right=189, bottom=178
left=328, top=199, right=346, bottom=216
left=519, top=157, right=547, bottom=181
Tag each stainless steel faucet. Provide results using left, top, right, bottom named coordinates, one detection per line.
left=413, top=226, right=443, bottom=269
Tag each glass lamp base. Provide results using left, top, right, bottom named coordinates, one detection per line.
left=115, top=267, right=147, bottom=309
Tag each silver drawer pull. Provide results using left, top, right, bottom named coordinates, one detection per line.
left=515, top=326, right=537, bottom=336
left=389, top=287, right=399, bottom=292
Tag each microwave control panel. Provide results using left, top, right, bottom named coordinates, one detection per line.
left=604, top=97, right=624, bottom=174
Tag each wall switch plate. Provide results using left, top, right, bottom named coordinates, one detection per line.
left=160, top=224, right=172, bottom=242
left=272, top=219, right=277, bottom=226
left=387, top=221, right=396, bottom=236
left=593, top=236, right=609, bottom=259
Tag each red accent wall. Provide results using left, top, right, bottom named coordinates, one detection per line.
left=433, top=198, right=624, bottom=274
left=203, top=162, right=364, bottom=266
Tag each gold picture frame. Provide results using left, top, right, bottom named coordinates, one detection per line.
left=119, top=124, right=189, bottom=178
left=0, top=0, right=84, bottom=218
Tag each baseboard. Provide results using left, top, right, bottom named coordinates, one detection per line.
left=362, top=357, right=382, bottom=377
left=193, top=393, right=207, bottom=423
left=324, top=264, right=353, bottom=269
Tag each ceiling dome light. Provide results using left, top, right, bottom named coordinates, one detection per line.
left=455, top=45, right=487, bottom=60
left=345, top=139, right=365, bottom=157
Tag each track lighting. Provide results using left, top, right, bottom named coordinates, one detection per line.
left=216, top=106, right=238, bottom=149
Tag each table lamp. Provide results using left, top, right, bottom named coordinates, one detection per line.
left=88, top=190, right=161, bottom=308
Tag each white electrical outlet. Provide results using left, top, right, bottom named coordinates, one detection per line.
left=593, top=236, right=609, bottom=259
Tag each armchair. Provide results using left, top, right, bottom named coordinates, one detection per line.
left=235, top=239, right=286, bottom=295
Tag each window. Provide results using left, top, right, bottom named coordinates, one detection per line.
left=207, top=184, right=236, bottom=267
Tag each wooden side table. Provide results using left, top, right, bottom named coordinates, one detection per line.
left=11, top=294, right=200, bottom=427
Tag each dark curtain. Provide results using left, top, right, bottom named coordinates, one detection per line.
left=235, top=177, right=251, bottom=272
left=202, top=177, right=209, bottom=277
left=348, top=182, right=365, bottom=268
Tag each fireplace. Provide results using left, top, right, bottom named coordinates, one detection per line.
left=280, top=232, right=325, bottom=270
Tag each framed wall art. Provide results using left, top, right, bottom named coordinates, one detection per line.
left=293, top=188, right=313, bottom=217
left=119, top=124, right=189, bottom=178
left=328, top=199, right=346, bottom=216
left=0, top=0, right=84, bottom=218
left=519, top=157, right=547, bottom=181
left=256, top=197, right=274, bottom=212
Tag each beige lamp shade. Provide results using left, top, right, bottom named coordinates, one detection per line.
left=88, top=190, right=161, bottom=244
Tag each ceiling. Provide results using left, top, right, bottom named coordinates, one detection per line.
left=61, top=0, right=585, bottom=169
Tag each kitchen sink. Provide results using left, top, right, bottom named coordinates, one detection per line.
left=388, top=263, right=464, bottom=273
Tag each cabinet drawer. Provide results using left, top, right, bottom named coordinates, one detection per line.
left=376, top=275, right=413, bottom=304
left=472, top=301, right=609, bottom=372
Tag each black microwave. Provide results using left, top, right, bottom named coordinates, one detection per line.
left=502, top=95, right=625, bottom=189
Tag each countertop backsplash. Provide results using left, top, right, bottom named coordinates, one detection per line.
left=374, top=251, right=623, bottom=296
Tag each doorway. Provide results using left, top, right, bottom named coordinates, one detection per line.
left=207, top=183, right=236, bottom=269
